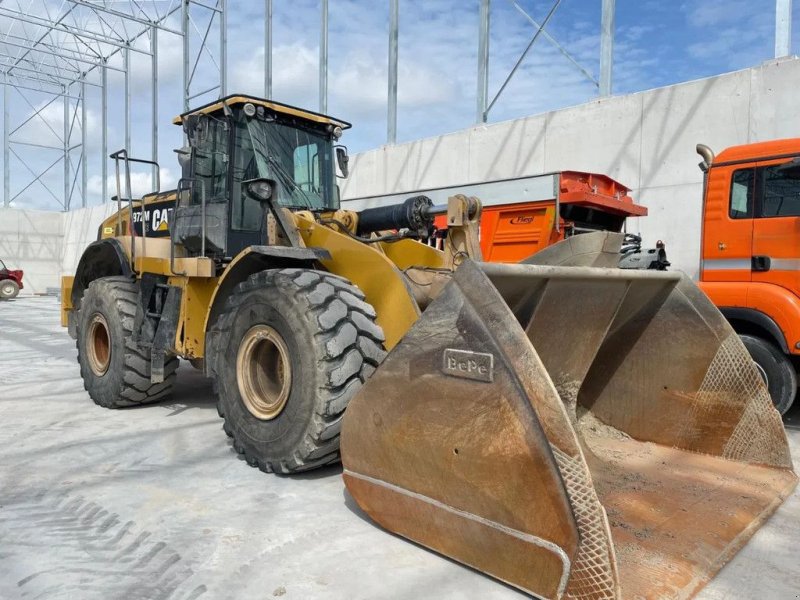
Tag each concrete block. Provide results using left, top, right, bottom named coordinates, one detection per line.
left=748, top=58, right=800, bottom=141
left=467, top=114, right=547, bottom=182
left=639, top=70, right=750, bottom=190
left=543, top=93, right=643, bottom=187
left=632, top=182, right=704, bottom=279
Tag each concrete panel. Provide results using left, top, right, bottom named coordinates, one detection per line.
left=749, top=58, right=800, bottom=141
left=542, top=93, right=643, bottom=187
left=631, top=183, right=705, bottom=279
left=405, top=132, right=470, bottom=190
left=639, top=70, right=750, bottom=190
left=467, top=114, right=547, bottom=182
left=0, top=208, right=63, bottom=294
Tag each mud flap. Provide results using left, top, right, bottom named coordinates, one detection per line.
left=341, top=244, right=796, bottom=599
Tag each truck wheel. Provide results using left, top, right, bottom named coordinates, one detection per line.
left=740, top=334, right=797, bottom=415
left=0, top=280, right=19, bottom=299
left=76, top=276, right=178, bottom=408
left=209, top=268, right=386, bottom=473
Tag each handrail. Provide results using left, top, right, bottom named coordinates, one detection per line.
left=109, top=149, right=162, bottom=274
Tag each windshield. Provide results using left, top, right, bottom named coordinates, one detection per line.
left=236, top=111, right=336, bottom=211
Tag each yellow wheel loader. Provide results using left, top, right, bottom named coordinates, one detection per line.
left=61, top=95, right=796, bottom=599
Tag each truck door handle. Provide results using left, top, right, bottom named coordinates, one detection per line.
left=752, top=256, right=771, bottom=272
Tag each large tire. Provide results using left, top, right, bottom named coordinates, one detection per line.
left=0, top=279, right=19, bottom=299
left=209, top=268, right=386, bottom=473
left=740, top=334, right=797, bottom=415
left=76, top=276, right=178, bottom=408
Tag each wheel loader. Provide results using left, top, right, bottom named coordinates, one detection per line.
left=61, top=95, right=797, bottom=599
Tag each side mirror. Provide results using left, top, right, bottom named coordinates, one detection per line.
left=244, top=178, right=277, bottom=204
left=335, top=145, right=349, bottom=178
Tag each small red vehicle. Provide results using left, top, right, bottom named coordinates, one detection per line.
left=0, top=259, right=23, bottom=299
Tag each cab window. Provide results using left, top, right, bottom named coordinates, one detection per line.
left=192, top=118, right=229, bottom=204
left=729, top=168, right=754, bottom=219
left=761, top=163, right=800, bottom=217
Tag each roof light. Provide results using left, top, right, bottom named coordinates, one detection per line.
left=243, top=102, right=256, bottom=117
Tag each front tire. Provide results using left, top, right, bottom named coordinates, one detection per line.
left=209, top=269, right=386, bottom=473
left=76, top=277, right=178, bottom=408
left=740, top=334, right=797, bottom=415
left=0, top=280, right=19, bottom=299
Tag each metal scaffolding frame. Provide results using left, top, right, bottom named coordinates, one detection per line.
left=1, top=0, right=795, bottom=211
left=1, top=0, right=226, bottom=210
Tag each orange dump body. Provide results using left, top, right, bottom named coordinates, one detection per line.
left=433, top=171, right=646, bottom=263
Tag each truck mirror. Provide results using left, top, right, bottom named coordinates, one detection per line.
left=335, top=145, right=349, bottom=178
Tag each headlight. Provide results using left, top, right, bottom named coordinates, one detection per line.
left=243, top=102, right=257, bottom=117
left=332, top=125, right=343, bottom=140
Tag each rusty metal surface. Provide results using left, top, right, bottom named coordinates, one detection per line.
left=342, top=233, right=797, bottom=599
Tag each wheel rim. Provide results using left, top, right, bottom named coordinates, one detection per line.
left=237, top=324, right=292, bottom=420
left=86, top=313, right=111, bottom=376
left=1, top=282, right=13, bottom=296
left=753, top=361, right=770, bottom=389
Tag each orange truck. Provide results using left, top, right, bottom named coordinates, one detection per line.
left=696, top=139, right=800, bottom=415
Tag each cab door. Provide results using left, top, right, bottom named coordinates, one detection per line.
left=701, top=165, right=755, bottom=283
left=751, top=156, right=800, bottom=292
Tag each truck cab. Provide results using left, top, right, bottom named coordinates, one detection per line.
left=698, top=139, right=800, bottom=414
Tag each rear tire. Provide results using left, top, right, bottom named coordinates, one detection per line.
left=209, top=268, right=386, bottom=473
left=0, top=280, right=19, bottom=299
left=76, top=276, right=178, bottom=408
left=740, top=334, right=796, bottom=415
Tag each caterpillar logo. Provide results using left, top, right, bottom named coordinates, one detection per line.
left=509, top=215, right=534, bottom=225
left=131, top=198, right=176, bottom=238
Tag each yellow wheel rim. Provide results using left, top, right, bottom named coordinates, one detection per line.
left=86, top=313, right=111, bottom=376
left=236, top=324, right=292, bottom=420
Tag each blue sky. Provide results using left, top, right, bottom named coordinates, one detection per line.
left=4, top=0, right=800, bottom=208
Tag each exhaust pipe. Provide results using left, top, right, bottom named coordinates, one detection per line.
left=696, top=143, right=715, bottom=172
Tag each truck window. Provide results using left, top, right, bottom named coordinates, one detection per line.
left=729, top=169, right=753, bottom=218
left=761, top=163, right=800, bottom=217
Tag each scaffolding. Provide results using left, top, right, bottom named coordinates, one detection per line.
left=1, top=0, right=225, bottom=211
left=1, top=0, right=794, bottom=211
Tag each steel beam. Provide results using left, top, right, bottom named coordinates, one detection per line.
left=124, top=45, right=131, bottom=154
left=477, top=0, right=490, bottom=123
left=220, top=0, right=227, bottom=96
left=388, top=0, right=399, bottom=143
left=775, top=0, right=793, bottom=57
left=265, top=0, right=272, bottom=98
left=81, top=77, right=87, bottom=208
left=600, top=0, right=615, bottom=96
left=485, top=0, right=560, bottom=116
left=63, top=86, right=70, bottom=211
left=183, top=0, right=191, bottom=112
left=320, top=0, right=328, bottom=113
left=102, top=60, right=108, bottom=203
left=3, top=75, right=9, bottom=207
left=152, top=26, right=159, bottom=185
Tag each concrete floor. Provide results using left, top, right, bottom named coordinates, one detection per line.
left=1, top=296, right=798, bottom=600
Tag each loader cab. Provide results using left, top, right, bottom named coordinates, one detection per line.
left=172, top=95, right=351, bottom=260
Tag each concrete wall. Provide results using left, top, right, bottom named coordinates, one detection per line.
left=4, top=57, right=799, bottom=291
left=340, top=57, right=800, bottom=278
left=0, top=203, right=116, bottom=294
left=0, top=208, right=63, bottom=295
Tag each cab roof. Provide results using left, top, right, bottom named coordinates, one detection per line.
left=714, top=138, right=800, bottom=165
left=172, top=94, right=352, bottom=130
